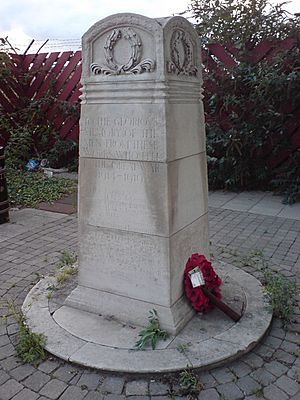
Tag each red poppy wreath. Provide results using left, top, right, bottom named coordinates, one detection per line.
left=184, top=253, right=222, bottom=313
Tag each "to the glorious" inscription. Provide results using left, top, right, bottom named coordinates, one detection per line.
left=80, top=111, right=165, bottom=161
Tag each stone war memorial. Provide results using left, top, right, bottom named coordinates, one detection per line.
left=23, top=13, right=272, bottom=372
left=68, top=12, right=209, bottom=334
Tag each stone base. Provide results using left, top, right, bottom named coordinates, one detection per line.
left=65, top=285, right=194, bottom=335
left=22, top=261, right=273, bottom=373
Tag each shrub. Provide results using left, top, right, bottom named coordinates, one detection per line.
left=0, top=38, right=79, bottom=170
left=205, top=47, right=300, bottom=192
left=189, top=1, right=300, bottom=199
left=7, top=169, right=76, bottom=208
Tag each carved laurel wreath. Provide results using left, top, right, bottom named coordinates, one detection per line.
left=91, top=27, right=155, bottom=76
left=167, top=29, right=197, bottom=77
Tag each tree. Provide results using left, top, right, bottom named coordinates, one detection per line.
left=188, top=1, right=300, bottom=201
left=189, top=0, right=299, bottom=47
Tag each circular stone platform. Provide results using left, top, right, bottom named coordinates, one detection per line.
left=22, top=261, right=272, bottom=373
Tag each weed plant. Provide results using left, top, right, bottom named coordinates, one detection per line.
left=261, top=269, right=298, bottom=327
left=176, top=343, right=190, bottom=354
left=57, top=250, right=78, bottom=268
left=56, top=250, right=78, bottom=284
left=56, top=266, right=78, bottom=284
left=179, top=367, right=203, bottom=398
left=135, top=309, right=168, bottom=350
left=6, top=301, right=46, bottom=364
left=240, top=249, right=298, bottom=327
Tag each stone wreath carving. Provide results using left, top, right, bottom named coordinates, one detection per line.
left=167, top=29, right=197, bottom=76
left=90, top=27, right=155, bottom=75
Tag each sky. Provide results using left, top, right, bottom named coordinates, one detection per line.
left=0, top=0, right=299, bottom=52
left=0, top=0, right=191, bottom=52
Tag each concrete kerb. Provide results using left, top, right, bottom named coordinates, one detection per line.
left=22, top=261, right=272, bottom=374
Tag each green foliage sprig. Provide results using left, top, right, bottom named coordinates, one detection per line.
left=135, top=309, right=168, bottom=350
left=57, top=250, right=78, bottom=269
left=6, top=300, right=46, bottom=364
left=17, top=323, right=46, bottom=364
left=56, top=266, right=78, bottom=284
left=240, top=249, right=298, bottom=328
left=179, top=367, right=203, bottom=398
left=179, top=368, right=198, bottom=390
left=55, top=250, right=78, bottom=284
left=261, top=270, right=298, bottom=327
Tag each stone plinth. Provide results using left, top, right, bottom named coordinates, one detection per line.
left=23, top=262, right=273, bottom=372
left=66, top=13, right=209, bottom=334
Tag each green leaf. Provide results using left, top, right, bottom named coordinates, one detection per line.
left=134, top=309, right=168, bottom=350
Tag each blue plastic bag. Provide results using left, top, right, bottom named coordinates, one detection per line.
left=25, top=159, right=38, bottom=171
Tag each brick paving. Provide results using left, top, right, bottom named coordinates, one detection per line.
left=0, top=205, right=299, bottom=399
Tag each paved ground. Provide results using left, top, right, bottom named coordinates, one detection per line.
left=209, top=191, right=300, bottom=220
left=0, top=192, right=299, bottom=399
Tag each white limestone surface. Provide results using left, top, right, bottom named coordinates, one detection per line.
left=79, top=154, right=208, bottom=236
left=22, top=261, right=273, bottom=373
left=71, top=13, right=209, bottom=334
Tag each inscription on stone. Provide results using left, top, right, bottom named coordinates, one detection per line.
left=80, top=159, right=168, bottom=235
left=80, top=226, right=170, bottom=304
left=81, top=228, right=168, bottom=278
left=80, top=106, right=165, bottom=161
